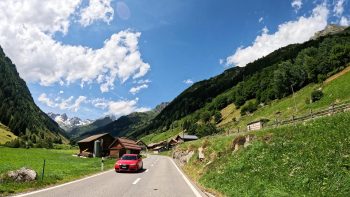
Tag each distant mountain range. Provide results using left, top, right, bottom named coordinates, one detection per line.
left=73, top=102, right=169, bottom=141
left=47, top=113, right=94, bottom=131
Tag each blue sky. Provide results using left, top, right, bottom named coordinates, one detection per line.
left=0, top=0, right=349, bottom=120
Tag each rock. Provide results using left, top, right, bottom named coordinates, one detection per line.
left=6, top=167, right=37, bottom=182
left=198, top=147, right=205, bottom=161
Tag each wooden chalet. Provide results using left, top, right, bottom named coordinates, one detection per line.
left=136, top=140, right=148, bottom=151
left=109, top=138, right=141, bottom=158
left=167, top=138, right=178, bottom=149
left=147, top=141, right=166, bottom=150
left=77, top=133, right=115, bottom=157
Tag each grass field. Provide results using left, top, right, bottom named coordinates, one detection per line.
left=0, top=124, right=16, bottom=145
left=177, top=111, right=350, bottom=196
left=0, top=148, right=116, bottom=196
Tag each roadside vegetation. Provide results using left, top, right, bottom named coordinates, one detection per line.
left=176, top=112, right=350, bottom=196
left=0, top=123, right=16, bottom=145
left=0, top=147, right=116, bottom=196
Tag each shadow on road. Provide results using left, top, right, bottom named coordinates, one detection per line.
left=115, top=168, right=147, bottom=174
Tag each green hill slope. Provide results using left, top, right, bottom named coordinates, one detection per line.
left=177, top=111, right=350, bottom=196
left=0, top=46, right=66, bottom=144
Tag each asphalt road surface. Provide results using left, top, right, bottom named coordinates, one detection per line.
left=15, top=155, right=205, bottom=197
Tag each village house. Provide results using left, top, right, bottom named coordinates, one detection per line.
left=136, top=140, right=148, bottom=151
left=109, top=138, right=141, bottom=158
left=167, top=138, right=178, bottom=149
left=77, top=133, right=115, bottom=157
left=247, top=120, right=264, bottom=131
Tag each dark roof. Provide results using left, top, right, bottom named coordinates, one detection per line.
left=109, top=137, right=141, bottom=150
left=78, top=133, right=112, bottom=143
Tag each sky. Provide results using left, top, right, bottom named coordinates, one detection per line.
left=0, top=0, right=349, bottom=120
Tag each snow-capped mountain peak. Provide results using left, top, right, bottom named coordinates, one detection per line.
left=47, top=112, right=93, bottom=131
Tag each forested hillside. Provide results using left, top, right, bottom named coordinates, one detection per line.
left=133, top=26, right=350, bottom=138
left=0, top=46, right=66, bottom=146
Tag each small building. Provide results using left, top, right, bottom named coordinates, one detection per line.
left=77, top=133, right=115, bottom=157
left=167, top=138, right=178, bottom=149
left=136, top=140, right=148, bottom=151
left=175, top=134, right=199, bottom=143
left=109, top=138, right=141, bottom=158
left=147, top=141, right=167, bottom=150
left=247, top=120, right=263, bottom=131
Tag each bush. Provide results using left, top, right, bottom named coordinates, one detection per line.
left=240, top=101, right=258, bottom=116
left=311, top=89, right=324, bottom=102
left=200, top=111, right=211, bottom=123
left=214, top=111, right=222, bottom=123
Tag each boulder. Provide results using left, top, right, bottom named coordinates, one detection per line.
left=6, top=167, right=37, bottom=182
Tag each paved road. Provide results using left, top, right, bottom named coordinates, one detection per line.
left=15, top=155, right=204, bottom=197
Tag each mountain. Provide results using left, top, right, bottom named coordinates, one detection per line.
left=75, top=103, right=168, bottom=141
left=67, top=116, right=113, bottom=139
left=0, top=46, right=66, bottom=142
left=47, top=112, right=93, bottom=131
left=131, top=26, right=350, bottom=138
left=311, top=24, right=347, bottom=40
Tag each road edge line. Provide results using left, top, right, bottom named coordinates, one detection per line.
left=13, top=169, right=114, bottom=197
left=169, top=158, right=202, bottom=197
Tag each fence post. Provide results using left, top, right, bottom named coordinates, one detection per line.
left=41, top=159, right=46, bottom=181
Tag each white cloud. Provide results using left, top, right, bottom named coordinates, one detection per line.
left=340, top=16, right=350, bottom=26
left=334, top=0, right=345, bottom=16
left=291, top=0, right=303, bottom=12
left=219, top=59, right=224, bottom=65
left=38, top=93, right=55, bottom=107
left=129, top=84, right=149, bottom=95
left=225, top=4, right=328, bottom=67
left=106, top=99, right=150, bottom=117
left=0, top=0, right=150, bottom=93
left=38, top=94, right=87, bottom=112
left=79, top=0, right=114, bottom=27
left=59, top=90, right=64, bottom=94
left=259, top=17, right=264, bottom=23
left=134, top=79, right=151, bottom=84
left=183, top=79, right=194, bottom=85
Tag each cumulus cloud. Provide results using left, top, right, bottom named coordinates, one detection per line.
left=79, top=0, right=114, bottom=27
left=38, top=94, right=87, bottom=112
left=0, top=0, right=150, bottom=93
left=334, top=0, right=345, bottom=16
left=106, top=99, right=150, bottom=117
left=225, top=4, right=328, bottom=67
left=291, top=0, right=303, bottom=12
left=183, top=79, right=194, bottom=85
left=129, top=84, right=148, bottom=95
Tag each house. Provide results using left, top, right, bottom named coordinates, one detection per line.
left=247, top=120, right=263, bottom=131
left=167, top=138, right=178, bottom=149
left=109, top=138, right=141, bottom=158
left=147, top=141, right=167, bottom=150
left=175, top=134, right=199, bottom=143
left=77, top=133, right=115, bottom=157
left=136, top=140, right=148, bottom=151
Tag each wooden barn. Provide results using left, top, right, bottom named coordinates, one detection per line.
left=77, top=133, right=115, bottom=157
left=109, top=138, right=141, bottom=158
left=136, top=140, right=148, bottom=151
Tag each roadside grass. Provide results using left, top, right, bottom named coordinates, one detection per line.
left=0, top=147, right=116, bottom=196
left=0, top=124, right=16, bottom=145
left=180, top=112, right=350, bottom=196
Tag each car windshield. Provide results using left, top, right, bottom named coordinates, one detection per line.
left=121, top=155, right=138, bottom=160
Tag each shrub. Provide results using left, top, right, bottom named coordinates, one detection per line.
left=311, top=89, right=324, bottom=102
left=240, top=101, right=258, bottom=116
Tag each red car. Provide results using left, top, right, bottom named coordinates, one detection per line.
left=115, top=154, right=143, bottom=172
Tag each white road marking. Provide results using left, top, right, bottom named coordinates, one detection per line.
left=14, top=169, right=114, bottom=197
left=132, top=178, right=141, bottom=185
left=145, top=169, right=149, bottom=173
left=169, top=158, right=202, bottom=197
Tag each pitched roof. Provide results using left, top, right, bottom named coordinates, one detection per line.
left=109, top=137, right=141, bottom=150
left=78, top=133, right=111, bottom=143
